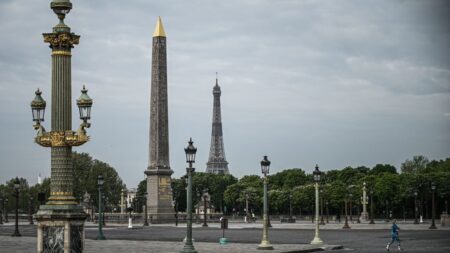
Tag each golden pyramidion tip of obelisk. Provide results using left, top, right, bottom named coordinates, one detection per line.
left=153, top=16, right=166, bottom=37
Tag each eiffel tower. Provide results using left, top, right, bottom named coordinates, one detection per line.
left=206, top=76, right=230, bottom=174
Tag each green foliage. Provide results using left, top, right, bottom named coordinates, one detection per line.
left=268, top=168, right=308, bottom=190
left=401, top=155, right=429, bottom=173
left=71, top=152, right=125, bottom=212
left=370, top=164, right=397, bottom=175
left=172, top=172, right=237, bottom=213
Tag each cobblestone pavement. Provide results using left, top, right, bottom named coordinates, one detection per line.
left=1, top=220, right=450, bottom=253
left=0, top=236, right=341, bottom=253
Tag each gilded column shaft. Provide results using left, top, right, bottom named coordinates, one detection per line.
left=48, top=51, right=75, bottom=204
left=51, top=53, right=72, bottom=131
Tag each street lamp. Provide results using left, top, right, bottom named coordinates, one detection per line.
left=11, top=177, right=21, bottom=237
left=202, top=188, right=209, bottom=227
left=343, top=193, right=351, bottom=229
left=349, top=193, right=353, bottom=223
left=258, top=155, right=274, bottom=250
left=369, top=189, right=375, bottom=224
left=0, top=196, right=3, bottom=225
left=196, top=191, right=201, bottom=224
left=289, top=193, right=293, bottom=219
left=96, top=175, right=106, bottom=240
left=319, top=188, right=325, bottom=225
left=430, top=183, right=437, bottom=229
left=32, top=1, right=92, bottom=250
left=181, top=138, right=198, bottom=253
left=4, top=198, right=8, bottom=223
left=143, top=192, right=149, bottom=226
left=310, top=164, right=323, bottom=244
left=28, top=197, right=34, bottom=225
left=414, top=190, right=419, bottom=224
left=245, top=192, right=250, bottom=223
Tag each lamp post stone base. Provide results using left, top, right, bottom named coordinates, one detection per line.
left=35, top=205, right=87, bottom=253
left=310, top=237, right=323, bottom=245
left=361, top=211, right=369, bottom=221
left=257, top=242, right=274, bottom=250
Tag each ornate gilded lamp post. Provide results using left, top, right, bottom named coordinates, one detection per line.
left=11, top=178, right=21, bottom=237
left=414, top=190, right=419, bottom=224
left=96, top=175, right=106, bottom=240
left=202, top=189, right=209, bottom=227
left=31, top=1, right=92, bottom=252
left=430, top=183, right=437, bottom=229
left=258, top=155, right=274, bottom=250
left=310, top=165, right=323, bottom=244
left=143, top=192, right=149, bottom=226
left=181, top=138, right=198, bottom=253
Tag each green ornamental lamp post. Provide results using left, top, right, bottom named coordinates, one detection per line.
left=181, top=138, right=198, bottom=253
left=143, top=192, right=149, bottom=226
left=202, top=188, right=209, bottom=227
left=11, top=177, right=21, bottom=237
left=0, top=196, right=3, bottom=225
left=429, top=183, right=437, bottom=229
left=310, top=165, right=323, bottom=244
left=29, top=197, right=34, bottom=225
left=369, top=189, right=375, bottom=224
left=414, top=190, right=419, bottom=224
left=31, top=1, right=93, bottom=252
left=257, top=155, right=274, bottom=250
left=96, top=175, right=106, bottom=240
left=319, top=188, right=325, bottom=226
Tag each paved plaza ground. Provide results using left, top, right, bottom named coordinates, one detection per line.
left=0, top=220, right=449, bottom=252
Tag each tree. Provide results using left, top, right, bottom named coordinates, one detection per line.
left=72, top=152, right=125, bottom=212
left=370, top=164, right=397, bottom=175
left=401, top=155, right=429, bottom=174
left=269, top=169, right=308, bottom=190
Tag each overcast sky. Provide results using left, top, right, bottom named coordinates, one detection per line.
left=0, top=0, right=449, bottom=188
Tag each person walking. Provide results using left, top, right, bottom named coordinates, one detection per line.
left=386, top=219, right=402, bottom=251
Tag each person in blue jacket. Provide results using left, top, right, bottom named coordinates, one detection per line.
left=386, top=219, right=402, bottom=251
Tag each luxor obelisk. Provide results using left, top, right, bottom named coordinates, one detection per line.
left=145, top=17, right=174, bottom=223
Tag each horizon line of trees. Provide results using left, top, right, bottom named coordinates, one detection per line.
left=1, top=154, right=449, bottom=221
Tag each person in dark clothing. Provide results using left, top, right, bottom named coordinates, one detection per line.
left=386, top=219, right=402, bottom=251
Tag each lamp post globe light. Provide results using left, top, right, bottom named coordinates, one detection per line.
left=414, top=190, right=419, bottom=224
left=257, top=155, right=274, bottom=250
left=310, top=165, right=323, bottom=244
left=143, top=192, right=149, bottom=226
left=430, top=183, right=437, bottom=229
left=96, top=175, right=106, bottom=240
left=181, top=138, right=198, bottom=253
left=32, top=0, right=92, bottom=251
left=12, top=177, right=21, bottom=237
